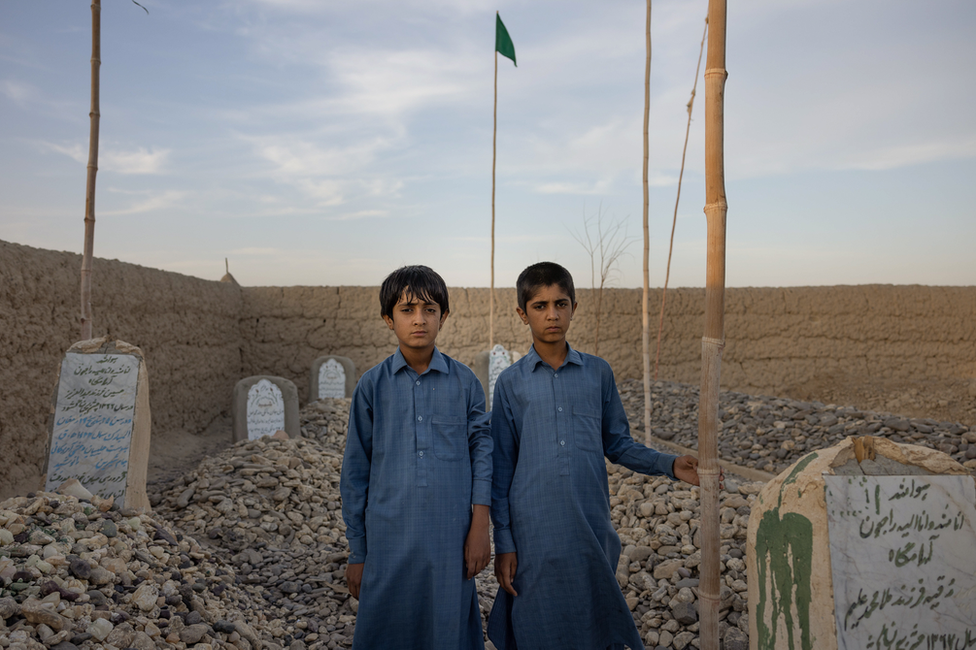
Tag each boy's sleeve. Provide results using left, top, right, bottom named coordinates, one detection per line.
left=490, top=376, right=519, bottom=554
left=601, top=368, right=678, bottom=479
left=340, top=376, right=374, bottom=564
left=466, top=370, right=493, bottom=506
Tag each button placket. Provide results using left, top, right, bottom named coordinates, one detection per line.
left=414, top=373, right=428, bottom=487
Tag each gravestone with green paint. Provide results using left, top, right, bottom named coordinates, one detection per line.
left=748, top=437, right=976, bottom=650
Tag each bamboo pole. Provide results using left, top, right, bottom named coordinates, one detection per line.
left=655, top=18, right=707, bottom=380
left=490, top=28, right=498, bottom=350
left=697, top=0, right=728, bottom=646
left=641, top=0, right=652, bottom=446
left=80, top=0, right=101, bottom=341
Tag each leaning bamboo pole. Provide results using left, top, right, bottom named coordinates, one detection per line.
left=655, top=17, right=707, bottom=380
left=697, top=0, right=728, bottom=646
left=490, top=18, right=499, bottom=350
left=80, top=0, right=101, bottom=341
left=640, top=0, right=652, bottom=446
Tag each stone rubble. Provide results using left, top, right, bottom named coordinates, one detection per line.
left=620, top=378, right=975, bottom=476
left=6, top=383, right=971, bottom=650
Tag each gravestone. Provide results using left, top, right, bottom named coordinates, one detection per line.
left=473, top=345, right=519, bottom=409
left=825, top=474, right=976, bottom=648
left=309, top=355, right=356, bottom=400
left=232, top=376, right=300, bottom=443
left=44, top=337, right=151, bottom=511
left=747, top=436, right=976, bottom=650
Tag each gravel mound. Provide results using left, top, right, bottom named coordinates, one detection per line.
left=0, top=493, right=268, bottom=650
left=6, top=382, right=970, bottom=650
left=620, top=378, right=975, bottom=476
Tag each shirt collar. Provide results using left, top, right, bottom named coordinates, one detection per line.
left=392, top=346, right=448, bottom=376
left=526, top=343, right=583, bottom=371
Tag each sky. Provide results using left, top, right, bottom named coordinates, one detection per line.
left=2, top=0, right=974, bottom=289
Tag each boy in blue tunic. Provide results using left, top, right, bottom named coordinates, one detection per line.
left=488, top=262, right=702, bottom=650
left=340, top=265, right=492, bottom=650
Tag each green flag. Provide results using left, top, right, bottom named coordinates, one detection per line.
left=495, top=14, right=516, bottom=67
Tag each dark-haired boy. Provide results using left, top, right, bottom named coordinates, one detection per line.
left=340, top=265, right=492, bottom=650
left=488, top=261, right=702, bottom=650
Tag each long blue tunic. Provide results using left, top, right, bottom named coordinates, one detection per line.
left=488, top=345, right=677, bottom=650
left=340, top=348, right=492, bottom=650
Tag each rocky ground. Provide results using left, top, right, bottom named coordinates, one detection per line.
left=3, top=381, right=973, bottom=650
left=619, top=379, right=975, bottom=476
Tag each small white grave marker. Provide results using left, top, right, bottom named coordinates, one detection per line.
left=824, top=474, right=976, bottom=649
left=247, top=379, right=285, bottom=440
left=488, top=344, right=513, bottom=409
left=318, top=358, right=346, bottom=399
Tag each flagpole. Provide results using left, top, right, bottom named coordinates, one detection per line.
left=490, top=14, right=498, bottom=350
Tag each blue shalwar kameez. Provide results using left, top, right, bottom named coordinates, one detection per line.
left=488, top=345, right=678, bottom=650
left=340, top=348, right=492, bottom=650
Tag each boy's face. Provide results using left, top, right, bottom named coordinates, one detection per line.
left=383, top=291, right=449, bottom=354
left=517, top=284, right=577, bottom=346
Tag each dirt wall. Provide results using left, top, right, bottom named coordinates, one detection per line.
left=241, top=285, right=976, bottom=424
left=0, top=240, right=243, bottom=500
left=2, top=238, right=974, bottom=500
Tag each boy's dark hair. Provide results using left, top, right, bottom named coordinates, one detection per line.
left=516, top=262, right=576, bottom=312
left=379, top=265, right=450, bottom=318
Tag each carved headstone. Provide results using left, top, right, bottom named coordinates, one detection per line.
left=309, top=355, right=356, bottom=400
left=474, top=345, right=517, bottom=409
left=748, top=436, right=976, bottom=650
left=232, top=376, right=300, bottom=443
left=44, top=338, right=151, bottom=511
left=825, top=474, right=976, bottom=648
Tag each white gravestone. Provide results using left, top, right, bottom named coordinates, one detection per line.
left=247, top=379, right=286, bottom=440
left=824, top=474, right=976, bottom=649
left=318, top=358, right=347, bottom=399
left=488, top=344, right=513, bottom=409
left=45, top=352, right=140, bottom=503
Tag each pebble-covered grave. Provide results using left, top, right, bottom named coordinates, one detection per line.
left=2, top=382, right=972, bottom=650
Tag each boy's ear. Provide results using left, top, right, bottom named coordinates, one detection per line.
left=571, top=302, right=579, bottom=320
left=439, top=309, right=450, bottom=325
left=515, top=307, right=528, bottom=325
left=382, top=314, right=395, bottom=330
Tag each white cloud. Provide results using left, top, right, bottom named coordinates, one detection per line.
left=1, top=79, right=40, bottom=105
left=99, top=190, right=186, bottom=216
left=41, top=142, right=170, bottom=174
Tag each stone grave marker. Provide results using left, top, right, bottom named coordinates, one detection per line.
left=474, top=345, right=519, bottom=408
left=824, top=474, right=976, bottom=649
left=748, top=436, right=976, bottom=650
left=309, top=355, right=356, bottom=400
left=232, top=376, right=300, bottom=442
left=44, top=337, right=151, bottom=511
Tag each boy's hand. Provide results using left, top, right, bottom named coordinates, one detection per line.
left=673, top=455, right=724, bottom=489
left=346, top=562, right=364, bottom=599
left=464, top=504, right=491, bottom=579
left=495, top=552, right=518, bottom=597
left=673, top=455, right=701, bottom=486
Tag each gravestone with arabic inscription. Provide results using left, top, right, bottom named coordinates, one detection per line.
left=747, top=436, right=976, bottom=650
left=825, top=474, right=976, bottom=649
left=309, top=355, right=356, bottom=401
left=473, top=345, right=519, bottom=409
left=232, top=376, right=300, bottom=442
left=44, top=338, right=151, bottom=511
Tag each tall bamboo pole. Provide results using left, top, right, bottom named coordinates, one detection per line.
left=490, top=26, right=498, bottom=350
left=655, top=18, right=707, bottom=380
left=697, top=0, right=728, bottom=646
left=80, top=0, right=101, bottom=341
left=640, top=0, right=652, bottom=446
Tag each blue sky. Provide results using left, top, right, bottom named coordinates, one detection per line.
left=2, top=0, right=974, bottom=289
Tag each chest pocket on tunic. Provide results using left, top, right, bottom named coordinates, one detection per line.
left=431, top=416, right=466, bottom=461
left=573, top=406, right=603, bottom=452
